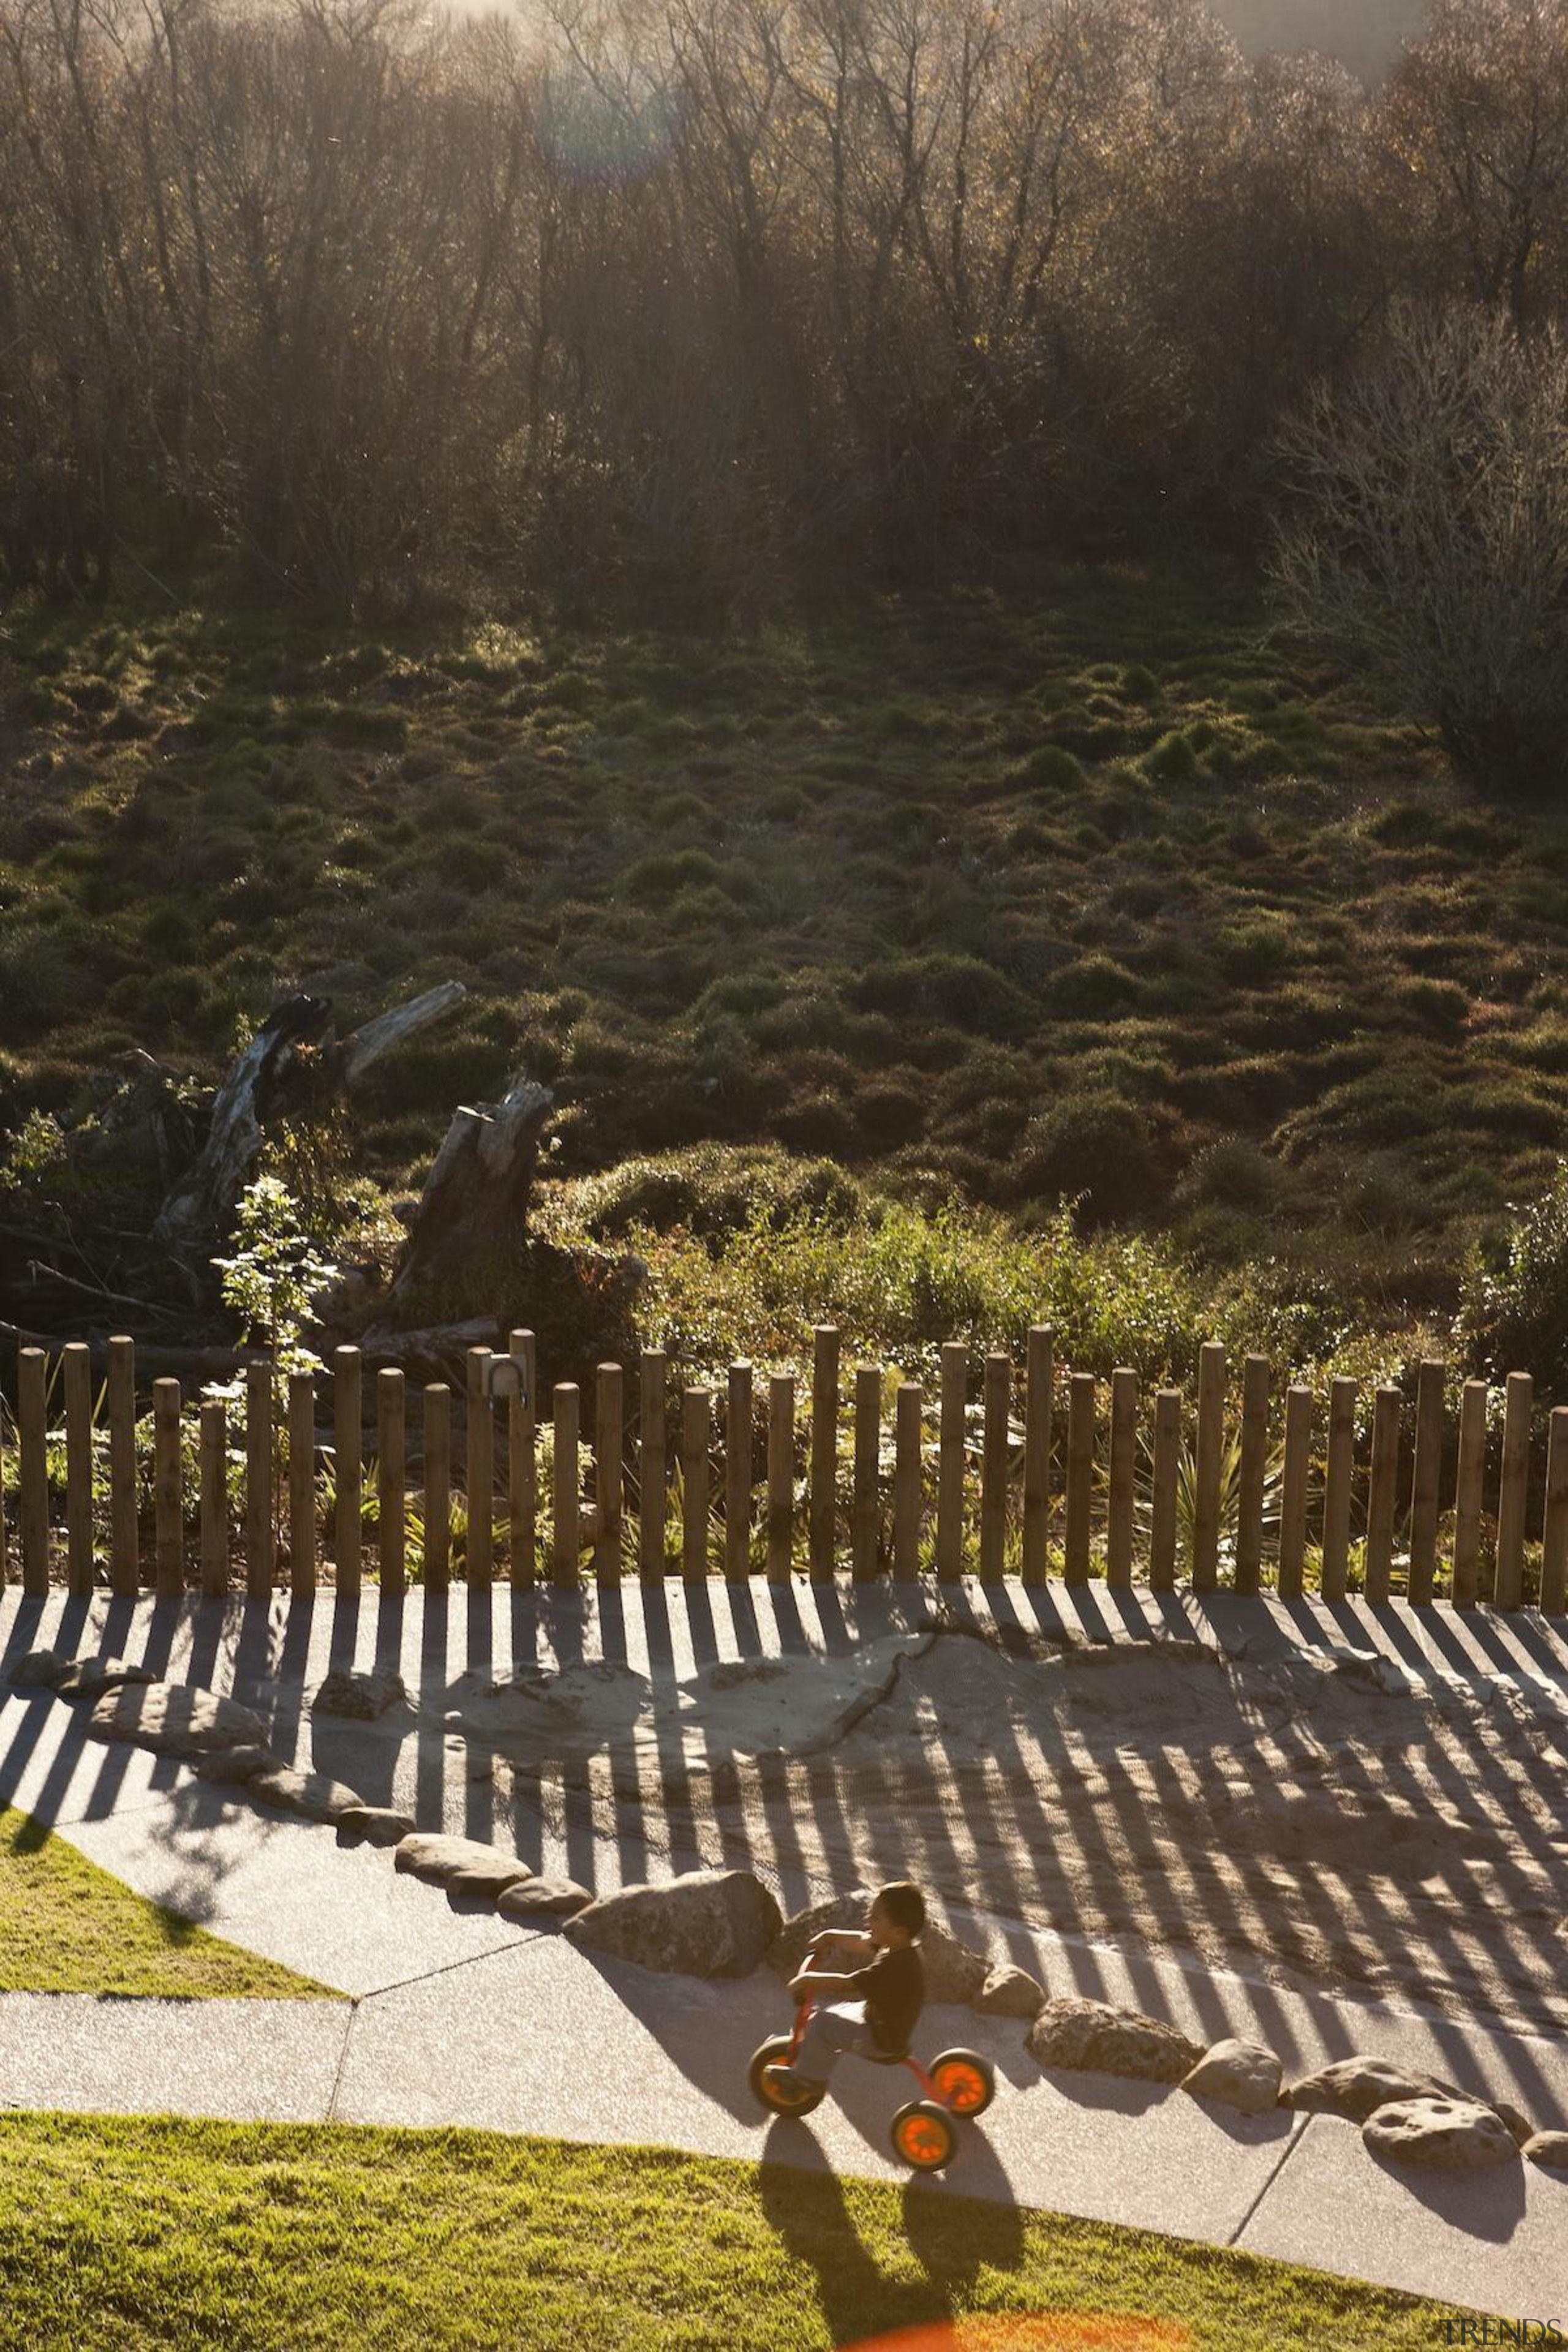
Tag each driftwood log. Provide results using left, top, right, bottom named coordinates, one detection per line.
left=0, top=1319, right=267, bottom=1384
left=2, top=983, right=649, bottom=1392
left=153, top=982, right=468, bottom=1263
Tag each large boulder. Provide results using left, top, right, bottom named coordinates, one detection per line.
left=1182, top=2038, right=1283, bottom=2116
left=974, top=1964, right=1047, bottom=2020
left=1523, top=2130, right=1568, bottom=2173
left=312, top=1669, right=408, bottom=1721
left=1027, top=1997, right=1202, bottom=2085
left=567, top=1869, right=782, bottom=1978
left=1285, top=2056, right=1460, bottom=2124
left=88, top=1682, right=270, bottom=1758
left=393, top=1834, right=535, bottom=1901
left=767, top=1890, right=987, bottom=2005
left=1363, top=2098, right=1519, bottom=2171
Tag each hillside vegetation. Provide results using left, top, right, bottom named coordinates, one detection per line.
left=4, top=565, right=1564, bottom=1386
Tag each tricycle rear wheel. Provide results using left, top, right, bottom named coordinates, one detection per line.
left=748, top=2035, right=826, bottom=2116
left=928, top=2048, right=995, bottom=2117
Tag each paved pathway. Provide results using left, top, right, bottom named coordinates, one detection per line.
left=1, top=1577, right=1565, bottom=2320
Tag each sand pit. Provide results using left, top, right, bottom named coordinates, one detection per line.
left=431, top=1633, right=922, bottom=1762
left=299, top=1621, right=1566, bottom=2038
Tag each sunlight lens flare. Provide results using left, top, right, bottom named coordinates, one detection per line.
left=537, top=66, right=680, bottom=183
left=840, top=2318, right=1192, bottom=2352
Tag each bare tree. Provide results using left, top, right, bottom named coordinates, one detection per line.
left=1270, top=302, right=1568, bottom=794
left=1381, top=0, right=1568, bottom=333
left=5, top=0, right=1568, bottom=612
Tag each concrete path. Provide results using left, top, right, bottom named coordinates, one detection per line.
left=2, top=1576, right=1565, bottom=2319
left=2, top=1885, right=1564, bottom=2316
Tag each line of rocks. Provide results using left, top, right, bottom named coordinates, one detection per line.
left=10, top=1649, right=1568, bottom=2186
left=8, top=1649, right=597, bottom=1915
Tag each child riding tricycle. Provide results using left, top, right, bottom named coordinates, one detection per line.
left=747, top=1881, right=995, bottom=2171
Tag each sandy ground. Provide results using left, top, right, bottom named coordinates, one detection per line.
left=299, top=1619, right=1568, bottom=2038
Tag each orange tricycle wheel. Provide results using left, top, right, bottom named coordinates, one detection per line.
left=891, top=2099, right=957, bottom=2171
left=928, top=2048, right=995, bottom=2117
left=748, top=2035, right=826, bottom=2116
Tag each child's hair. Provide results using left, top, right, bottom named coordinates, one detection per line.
left=875, top=1881, right=926, bottom=1936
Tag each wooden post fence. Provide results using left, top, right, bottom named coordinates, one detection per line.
left=766, top=1372, right=794, bottom=1581
left=5, top=1332, right=1568, bottom=1612
left=64, top=1343, right=95, bottom=1596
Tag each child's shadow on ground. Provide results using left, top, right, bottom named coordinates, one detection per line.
left=758, top=2122, right=1025, bottom=2345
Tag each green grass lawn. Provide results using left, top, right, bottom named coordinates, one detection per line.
left=0, top=2115, right=1452, bottom=2350
left=0, top=1807, right=336, bottom=1997
left=4, top=562, right=1566, bottom=1374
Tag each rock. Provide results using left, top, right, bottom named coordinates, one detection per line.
left=1320, top=1644, right=1416, bottom=1697
left=496, top=1877, right=594, bottom=1920
left=312, top=1668, right=409, bottom=1720
left=88, top=1681, right=270, bottom=1758
left=1286, top=2056, right=1533, bottom=2146
left=1363, top=2097, right=1519, bottom=2171
left=195, top=1745, right=285, bottom=1785
left=337, top=1805, right=418, bottom=1847
left=767, top=1889, right=987, bottom=2005
left=974, top=1964, right=1047, bottom=2020
left=1523, top=2130, right=1568, bottom=2172
left=1027, top=1997, right=1203, bottom=2085
left=247, top=1765, right=366, bottom=1823
left=393, top=1833, right=534, bottom=1899
left=447, top=1857, right=536, bottom=1900
left=1285, top=2056, right=1457, bottom=2125
left=7, top=1649, right=72, bottom=1688
left=1182, top=2038, right=1283, bottom=2116
left=53, top=1656, right=157, bottom=1698
left=567, top=1868, right=783, bottom=1978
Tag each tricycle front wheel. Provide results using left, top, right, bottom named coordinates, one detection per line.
left=891, top=2099, right=957, bottom=2171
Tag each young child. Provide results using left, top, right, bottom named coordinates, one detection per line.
left=763, top=1880, right=926, bottom=2099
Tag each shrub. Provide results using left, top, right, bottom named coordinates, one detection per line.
left=562, top=1144, right=868, bottom=1242
left=1143, top=730, right=1199, bottom=783
left=849, top=954, right=1034, bottom=1042
left=1458, top=1160, right=1568, bottom=1385
left=1175, top=1138, right=1289, bottom=1218
left=1017, top=1092, right=1166, bottom=1223
left=1039, top=955, right=1144, bottom=1019
left=626, top=1193, right=1205, bottom=1384
left=1009, top=744, right=1086, bottom=793
left=619, top=849, right=730, bottom=904
left=1271, top=304, right=1568, bottom=797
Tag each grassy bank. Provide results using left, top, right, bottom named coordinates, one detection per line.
left=0, top=1807, right=335, bottom=1997
left=0, top=2114, right=1452, bottom=2350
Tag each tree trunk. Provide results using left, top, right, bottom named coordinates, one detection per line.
left=383, top=1074, right=555, bottom=1311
